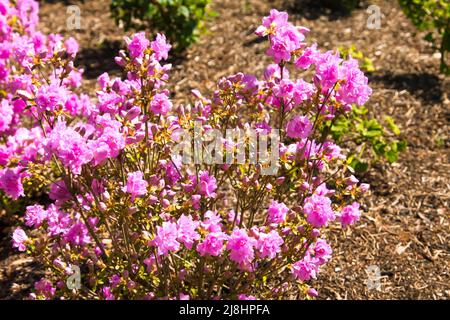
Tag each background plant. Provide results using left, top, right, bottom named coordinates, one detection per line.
left=399, top=0, right=450, bottom=74
left=110, top=0, right=213, bottom=51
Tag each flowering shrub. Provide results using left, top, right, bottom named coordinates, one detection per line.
left=4, top=4, right=372, bottom=300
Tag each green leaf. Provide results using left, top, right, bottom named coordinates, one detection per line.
left=385, top=116, right=401, bottom=135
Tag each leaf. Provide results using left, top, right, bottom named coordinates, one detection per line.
left=385, top=116, right=401, bottom=135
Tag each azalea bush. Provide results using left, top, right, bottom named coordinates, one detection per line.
left=110, top=0, right=212, bottom=50
left=3, top=3, right=372, bottom=300
left=399, top=0, right=450, bottom=74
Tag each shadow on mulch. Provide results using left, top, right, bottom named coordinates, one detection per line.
left=369, top=72, right=443, bottom=103
left=284, top=0, right=367, bottom=21
left=75, top=40, right=123, bottom=79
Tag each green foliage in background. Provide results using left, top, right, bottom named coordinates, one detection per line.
left=399, top=0, right=450, bottom=75
left=329, top=106, right=407, bottom=173
left=338, top=45, right=375, bottom=73
left=110, top=0, right=213, bottom=51
left=326, top=46, right=406, bottom=173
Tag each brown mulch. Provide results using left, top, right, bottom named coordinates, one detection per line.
left=0, top=0, right=448, bottom=299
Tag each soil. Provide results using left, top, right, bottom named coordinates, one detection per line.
left=0, top=0, right=448, bottom=299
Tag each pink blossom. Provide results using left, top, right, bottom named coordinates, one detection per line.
left=202, top=210, right=222, bottom=232
left=64, top=37, right=79, bottom=56
left=197, top=231, right=227, bottom=257
left=292, top=255, right=319, bottom=281
left=0, top=167, right=24, bottom=199
left=49, top=180, right=71, bottom=204
left=150, top=92, right=172, bottom=116
left=45, top=120, right=92, bottom=175
left=339, top=202, right=361, bottom=227
left=34, top=279, right=56, bottom=299
left=64, top=222, right=91, bottom=246
left=294, top=43, right=319, bottom=69
left=286, top=115, right=313, bottom=139
left=337, top=58, right=372, bottom=106
left=25, top=204, right=47, bottom=228
left=303, top=194, right=335, bottom=228
left=255, top=9, right=289, bottom=36
left=267, top=200, right=289, bottom=224
left=238, top=294, right=257, bottom=300
left=127, top=32, right=149, bottom=59
left=123, top=171, right=148, bottom=200
left=152, top=221, right=180, bottom=256
left=151, top=33, right=171, bottom=61
left=313, top=238, right=332, bottom=264
left=12, top=228, right=28, bottom=252
left=177, top=214, right=200, bottom=249
left=35, top=83, right=68, bottom=113
left=256, top=230, right=284, bottom=259
left=196, top=170, right=217, bottom=198
left=0, top=99, right=13, bottom=133
left=227, top=228, right=257, bottom=269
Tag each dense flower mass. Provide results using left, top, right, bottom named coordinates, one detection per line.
left=2, top=2, right=371, bottom=300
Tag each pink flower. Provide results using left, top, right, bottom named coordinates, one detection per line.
left=197, top=231, right=227, bottom=257
left=227, top=228, right=257, bottom=269
left=151, top=33, right=171, bottom=61
left=313, top=238, right=332, bottom=264
left=255, top=9, right=289, bottom=36
left=337, top=58, right=372, bottom=106
left=267, top=200, right=289, bottom=224
left=314, top=51, right=343, bottom=92
left=127, top=32, right=149, bottom=59
left=150, top=92, right=172, bottom=116
left=238, top=294, right=257, bottom=300
left=25, top=204, right=47, bottom=228
left=0, top=168, right=24, bottom=200
left=152, top=221, right=180, bottom=256
left=123, top=171, right=148, bottom=200
left=102, top=286, right=115, bottom=300
left=266, top=25, right=305, bottom=63
left=64, top=222, right=91, bottom=246
left=294, top=44, right=319, bottom=69
left=12, top=228, right=28, bottom=252
left=293, top=79, right=315, bottom=105
left=64, top=37, right=79, bottom=56
left=256, top=230, right=284, bottom=259
left=46, top=205, right=71, bottom=236
left=202, top=210, right=222, bottom=232
left=307, top=288, right=319, bottom=298
left=45, top=120, right=92, bottom=175
left=35, top=83, right=68, bottom=113
left=177, top=214, right=200, bottom=249
left=195, top=170, right=217, bottom=199
left=339, top=202, right=361, bottom=227
left=286, top=115, right=313, bottom=139
left=34, top=279, right=56, bottom=299
left=0, top=99, right=13, bottom=133
left=303, top=194, right=335, bottom=228
left=292, top=255, right=319, bottom=281
left=49, top=180, right=71, bottom=204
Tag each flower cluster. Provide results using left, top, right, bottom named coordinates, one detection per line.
left=3, top=3, right=371, bottom=300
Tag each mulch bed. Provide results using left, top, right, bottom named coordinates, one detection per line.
left=0, top=0, right=448, bottom=299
